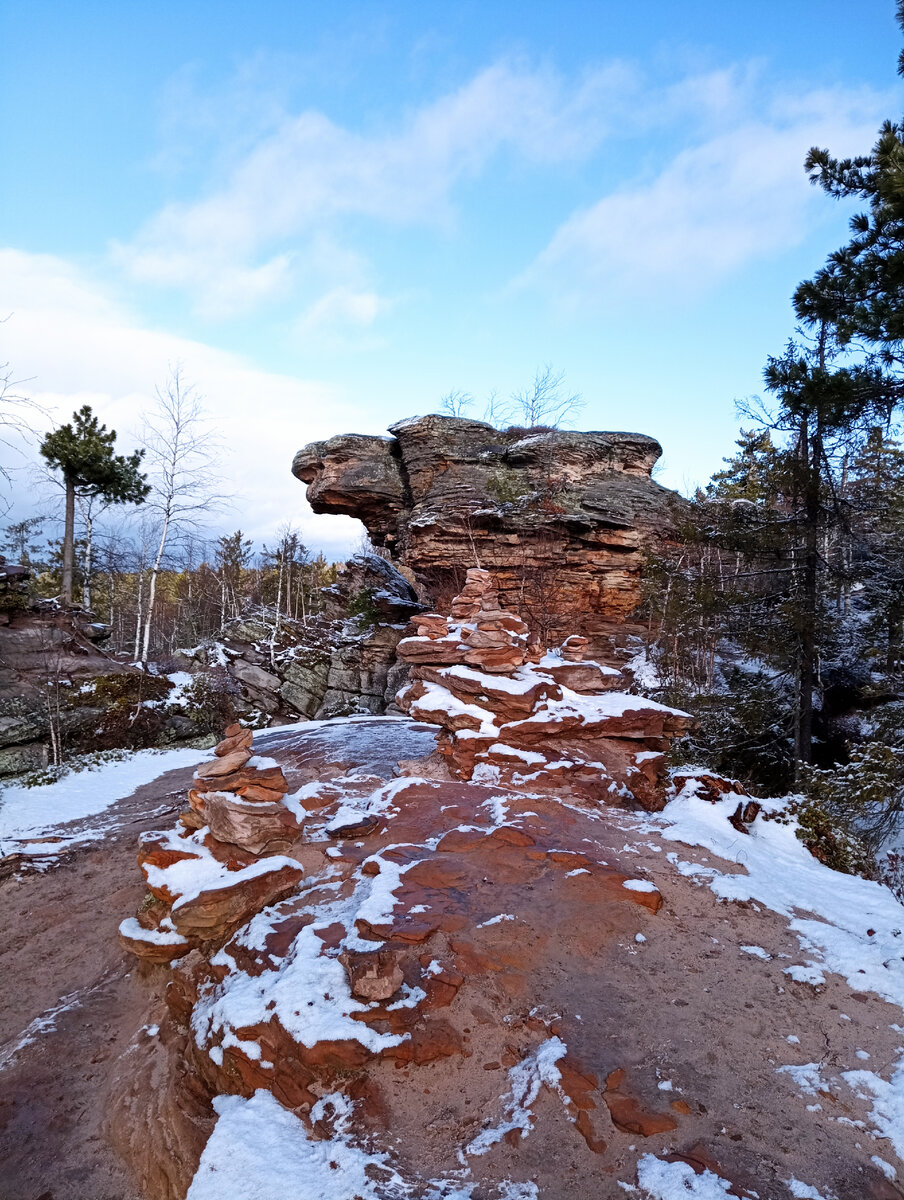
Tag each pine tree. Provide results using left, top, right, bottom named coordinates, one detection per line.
left=848, top=426, right=904, bottom=671
left=40, top=405, right=149, bottom=607
left=706, top=429, right=783, bottom=504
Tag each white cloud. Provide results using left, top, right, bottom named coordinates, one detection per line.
left=114, top=60, right=634, bottom=316
left=0, top=249, right=364, bottom=557
left=298, top=286, right=385, bottom=332
left=523, top=82, right=888, bottom=301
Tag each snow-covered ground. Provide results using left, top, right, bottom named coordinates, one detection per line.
left=0, top=746, right=208, bottom=853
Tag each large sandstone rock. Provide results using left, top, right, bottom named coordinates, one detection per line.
left=294, top=415, right=680, bottom=646
left=395, top=569, right=692, bottom=810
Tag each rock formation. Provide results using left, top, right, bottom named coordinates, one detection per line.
left=116, top=718, right=686, bottom=1198
left=293, top=415, right=679, bottom=648
left=0, top=595, right=141, bottom=776
left=178, top=552, right=423, bottom=723
left=395, top=568, right=691, bottom=810
left=119, top=723, right=305, bottom=961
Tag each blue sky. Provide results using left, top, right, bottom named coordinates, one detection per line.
left=1, top=1, right=901, bottom=556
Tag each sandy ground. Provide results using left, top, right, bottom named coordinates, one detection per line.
left=2, top=726, right=904, bottom=1199
left=0, top=764, right=201, bottom=1200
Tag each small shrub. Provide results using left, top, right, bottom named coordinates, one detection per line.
left=347, top=587, right=380, bottom=627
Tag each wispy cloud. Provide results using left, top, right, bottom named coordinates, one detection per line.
left=521, top=81, right=888, bottom=303
left=114, top=60, right=636, bottom=317
left=0, top=249, right=364, bottom=553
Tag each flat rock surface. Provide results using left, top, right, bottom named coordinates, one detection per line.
left=2, top=720, right=904, bottom=1199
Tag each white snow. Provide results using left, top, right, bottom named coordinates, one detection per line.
left=477, top=914, right=516, bottom=928
left=872, top=1156, right=897, bottom=1181
left=442, top=665, right=543, bottom=695
left=0, top=746, right=208, bottom=850
left=140, top=827, right=300, bottom=911
left=636, top=1154, right=737, bottom=1198
left=118, top=917, right=187, bottom=947
left=657, top=787, right=904, bottom=1009
left=841, top=1063, right=904, bottom=1159
left=412, top=682, right=498, bottom=736
left=187, top=1090, right=410, bottom=1200
left=193, top=922, right=407, bottom=1056
left=786, top=1180, right=835, bottom=1200
left=740, top=945, right=771, bottom=961
left=465, top=1037, right=568, bottom=1156
left=622, top=879, right=658, bottom=894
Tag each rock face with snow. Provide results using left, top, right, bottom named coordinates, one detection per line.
left=115, top=718, right=684, bottom=1198
left=179, top=553, right=423, bottom=723
left=293, top=414, right=679, bottom=647
left=111, top=717, right=904, bottom=1200
left=395, top=568, right=691, bottom=810
left=119, top=724, right=305, bottom=958
left=0, top=602, right=182, bottom=777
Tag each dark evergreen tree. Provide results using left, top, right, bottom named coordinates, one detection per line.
left=39, top=405, right=149, bottom=607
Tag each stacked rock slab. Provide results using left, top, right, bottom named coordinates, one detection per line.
left=293, top=414, right=681, bottom=647
left=395, top=569, right=691, bottom=811
left=119, top=723, right=304, bottom=961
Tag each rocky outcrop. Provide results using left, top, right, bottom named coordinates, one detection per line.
left=395, top=568, right=691, bottom=810
left=0, top=600, right=143, bottom=776
left=293, top=415, right=679, bottom=647
left=119, top=724, right=305, bottom=958
left=179, top=553, right=423, bottom=724
left=117, top=718, right=682, bottom=1198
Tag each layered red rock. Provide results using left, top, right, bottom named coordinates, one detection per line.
left=292, top=414, right=680, bottom=647
left=395, top=569, right=691, bottom=810
left=120, top=726, right=304, bottom=956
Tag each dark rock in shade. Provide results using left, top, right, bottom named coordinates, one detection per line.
left=181, top=553, right=425, bottom=724
left=293, top=414, right=681, bottom=648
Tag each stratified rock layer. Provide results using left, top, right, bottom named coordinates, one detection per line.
left=395, top=569, right=691, bottom=810
left=293, top=414, right=679, bottom=645
left=119, top=724, right=304, bottom=958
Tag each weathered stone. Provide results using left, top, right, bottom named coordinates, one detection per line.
left=170, top=862, right=305, bottom=940
left=293, top=415, right=680, bottom=646
left=198, top=791, right=300, bottom=856
left=230, top=660, right=281, bottom=693
left=342, top=950, right=404, bottom=1001
left=194, top=749, right=253, bottom=779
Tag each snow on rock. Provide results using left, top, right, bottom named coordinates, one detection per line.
left=635, top=1154, right=738, bottom=1197
left=0, top=745, right=209, bottom=850
left=193, top=923, right=408, bottom=1056
left=187, top=1090, right=411, bottom=1200
left=657, top=785, right=904, bottom=1009
left=396, top=568, right=691, bottom=811
left=465, top=1037, right=568, bottom=1156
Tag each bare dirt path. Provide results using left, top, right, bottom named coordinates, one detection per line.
left=0, top=763, right=201, bottom=1200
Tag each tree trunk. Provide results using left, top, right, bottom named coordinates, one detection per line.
left=141, top=514, right=170, bottom=663
left=62, top=475, right=75, bottom=606
left=82, top=512, right=94, bottom=611
left=796, top=412, right=822, bottom=769
left=134, top=571, right=144, bottom=660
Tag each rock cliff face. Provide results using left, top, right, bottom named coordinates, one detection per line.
left=293, top=415, right=678, bottom=648
left=179, top=553, right=423, bottom=723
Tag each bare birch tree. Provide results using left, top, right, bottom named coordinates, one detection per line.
left=139, top=366, right=222, bottom=663
left=510, top=364, right=584, bottom=429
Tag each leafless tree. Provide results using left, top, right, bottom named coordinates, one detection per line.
left=482, top=389, right=513, bottom=428
left=439, top=389, right=474, bottom=418
left=510, top=364, right=585, bottom=429
left=0, top=331, right=41, bottom=514
left=138, top=365, right=223, bottom=662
